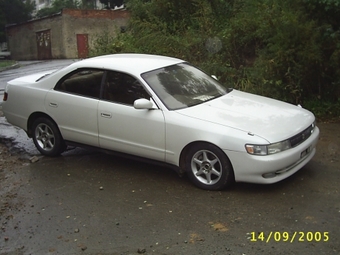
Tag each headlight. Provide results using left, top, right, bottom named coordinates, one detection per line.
left=267, top=140, right=291, bottom=154
left=245, top=144, right=267, bottom=155
left=246, top=140, right=291, bottom=155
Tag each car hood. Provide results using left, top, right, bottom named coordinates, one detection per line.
left=177, top=90, right=315, bottom=143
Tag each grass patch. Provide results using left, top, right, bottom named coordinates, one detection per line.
left=0, top=60, right=16, bottom=68
left=304, top=99, right=340, bottom=121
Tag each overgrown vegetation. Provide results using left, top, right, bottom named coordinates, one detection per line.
left=36, top=0, right=98, bottom=18
left=91, top=0, right=340, bottom=119
left=0, top=0, right=35, bottom=41
left=35, top=0, right=124, bottom=18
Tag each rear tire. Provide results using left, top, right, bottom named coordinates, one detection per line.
left=32, top=117, right=66, bottom=156
left=185, top=143, right=234, bottom=190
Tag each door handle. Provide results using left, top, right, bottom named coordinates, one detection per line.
left=49, top=102, right=58, bottom=108
left=101, top=112, right=112, bottom=118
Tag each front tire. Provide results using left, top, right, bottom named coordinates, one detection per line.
left=32, top=117, right=66, bottom=156
left=185, top=143, right=234, bottom=190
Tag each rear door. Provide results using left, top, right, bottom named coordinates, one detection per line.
left=45, top=69, right=104, bottom=146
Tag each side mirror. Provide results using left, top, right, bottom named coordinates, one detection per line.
left=133, top=98, right=154, bottom=109
left=211, top=75, right=218, bottom=80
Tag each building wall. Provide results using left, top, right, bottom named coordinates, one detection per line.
left=7, top=14, right=63, bottom=60
left=7, top=9, right=129, bottom=60
left=61, top=9, right=129, bottom=59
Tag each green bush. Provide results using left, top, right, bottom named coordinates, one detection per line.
left=90, top=0, right=340, bottom=118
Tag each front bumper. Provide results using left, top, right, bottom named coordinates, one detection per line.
left=226, top=126, right=320, bottom=184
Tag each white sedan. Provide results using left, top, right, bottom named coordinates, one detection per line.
left=1, top=54, right=319, bottom=190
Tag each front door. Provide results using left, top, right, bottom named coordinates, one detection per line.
left=98, top=71, right=166, bottom=161
left=98, top=102, right=166, bottom=161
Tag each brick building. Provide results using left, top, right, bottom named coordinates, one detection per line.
left=6, top=9, right=129, bottom=60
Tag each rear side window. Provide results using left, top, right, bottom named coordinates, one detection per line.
left=55, top=69, right=104, bottom=99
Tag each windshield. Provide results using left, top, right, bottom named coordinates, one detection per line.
left=141, top=63, right=227, bottom=110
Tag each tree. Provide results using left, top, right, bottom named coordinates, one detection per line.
left=99, top=0, right=124, bottom=9
left=0, top=0, right=35, bottom=42
left=92, top=0, right=340, bottom=117
left=82, top=0, right=97, bottom=9
left=36, top=0, right=81, bottom=18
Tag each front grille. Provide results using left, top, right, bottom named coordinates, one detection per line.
left=289, top=124, right=314, bottom=148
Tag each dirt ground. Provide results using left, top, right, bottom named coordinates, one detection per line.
left=0, top=116, right=339, bottom=255
left=0, top=141, right=26, bottom=211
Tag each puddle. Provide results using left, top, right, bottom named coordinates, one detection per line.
left=0, top=116, right=39, bottom=156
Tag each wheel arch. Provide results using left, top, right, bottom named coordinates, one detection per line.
left=27, top=112, right=58, bottom=138
left=179, top=141, right=235, bottom=175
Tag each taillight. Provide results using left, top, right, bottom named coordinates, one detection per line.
left=3, top=92, right=8, bottom=101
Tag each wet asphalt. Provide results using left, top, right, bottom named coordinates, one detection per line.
left=1, top=141, right=339, bottom=255
left=0, top=60, right=339, bottom=255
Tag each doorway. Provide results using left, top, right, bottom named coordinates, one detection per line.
left=77, top=34, right=89, bottom=59
left=36, top=30, right=52, bottom=60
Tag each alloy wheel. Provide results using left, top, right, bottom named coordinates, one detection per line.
left=35, top=123, right=55, bottom=152
left=191, top=149, right=222, bottom=185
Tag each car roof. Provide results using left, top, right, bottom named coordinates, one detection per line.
left=68, top=54, right=185, bottom=76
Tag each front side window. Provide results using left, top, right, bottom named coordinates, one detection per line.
left=55, top=69, right=104, bottom=99
left=141, top=63, right=227, bottom=110
left=102, top=71, right=150, bottom=105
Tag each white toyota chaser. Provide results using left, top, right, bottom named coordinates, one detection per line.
left=1, top=54, right=319, bottom=190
